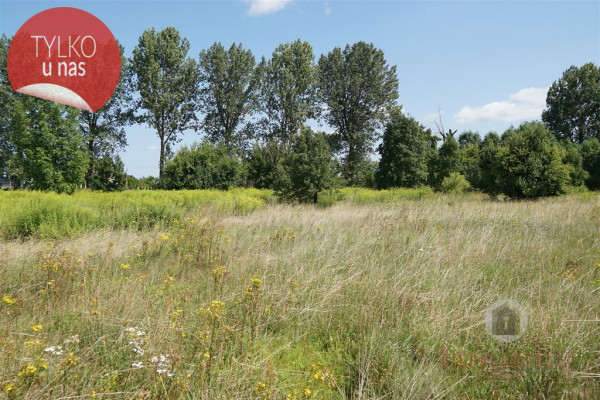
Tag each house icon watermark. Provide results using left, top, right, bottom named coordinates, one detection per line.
left=485, top=299, right=527, bottom=343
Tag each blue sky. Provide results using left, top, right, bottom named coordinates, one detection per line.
left=1, top=0, right=599, bottom=178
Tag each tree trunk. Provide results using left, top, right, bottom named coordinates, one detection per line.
left=159, top=135, right=165, bottom=179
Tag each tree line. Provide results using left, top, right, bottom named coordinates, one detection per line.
left=0, top=29, right=598, bottom=201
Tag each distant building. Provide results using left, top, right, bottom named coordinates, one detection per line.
left=0, top=177, right=13, bottom=190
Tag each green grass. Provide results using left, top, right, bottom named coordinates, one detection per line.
left=0, top=191, right=599, bottom=399
left=0, top=189, right=276, bottom=239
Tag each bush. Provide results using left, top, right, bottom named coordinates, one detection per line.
left=580, top=138, right=600, bottom=190
left=162, top=142, right=244, bottom=190
left=376, top=108, right=431, bottom=189
left=274, top=127, right=335, bottom=203
left=440, top=172, right=471, bottom=194
left=496, top=122, right=571, bottom=198
left=88, top=155, right=127, bottom=191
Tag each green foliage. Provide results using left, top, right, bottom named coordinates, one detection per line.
left=477, top=132, right=502, bottom=195
left=10, top=97, right=88, bottom=194
left=80, top=43, right=131, bottom=187
left=457, top=141, right=481, bottom=189
left=580, top=138, right=600, bottom=190
left=245, top=140, right=284, bottom=189
left=88, top=155, right=127, bottom=192
left=130, top=27, right=199, bottom=178
left=376, top=108, right=431, bottom=189
left=457, top=131, right=481, bottom=149
left=354, top=160, right=378, bottom=189
left=162, top=142, right=244, bottom=190
left=257, top=40, right=318, bottom=145
left=0, top=189, right=274, bottom=238
left=431, top=137, right=460, bottom=189
left=198, top=42, right=259, bottom=155
left=127, top=176, right=159, bottom=190
left=319, top=41, right=399, bottom=185
left=275, top=127, right=335, bottom=203
left=542, top=62, right=600, bottom=143
left=338, top=186, right=434, bottom=203
left=560, top=140, right=587, bottom=187
left=440, top=172, right=471, bottom=194
left=496, top=122, right=571, bottom=198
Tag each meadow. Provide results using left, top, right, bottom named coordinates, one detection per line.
left=1, top=188, right=599, bottom=399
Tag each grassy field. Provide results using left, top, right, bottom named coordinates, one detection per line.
left=1, top=189, right=599, bottom=399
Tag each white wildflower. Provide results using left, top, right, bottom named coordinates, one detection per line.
left=44, top=345, right=63, bottom=355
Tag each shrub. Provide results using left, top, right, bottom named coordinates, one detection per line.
left=496, top=122, right=571, bottom=198
left=440, top=172, right=471, bottom=194
left=162, top=142, right=244, bottom=190
left=580, top=138, right=600, bottom=190
left=274, top=127, right=335, bottom=203
left=376, top=108, right=431, bottom=189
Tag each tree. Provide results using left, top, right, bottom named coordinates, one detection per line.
left=198, top=42, right=259, bottom=155
left=0, top=35, right=16, bottom=180
left=10, top=96, right=88, bottom=194
left=458, top=131, right=481, bottom=149
left=580, top=138, right=600, bottom=190
left=496, top=122, right=570, bottom=198
left=457, top=131, right=482, bottom=188
left=275, top=127, right=335, bottom=203
left=431, top=137, right=460, bottom=189
left=80, top=43, right=131, bottom=188
left=319, top=41, right=399, bottom=185
left=245, top=140, right=283, bottom=189
left=477, top=132, right=502, bottom=194
left=542, top=63, right=600, bottom=143
left=162, top=142, right=244, bottom=190
left=560, top=140, right=587, bottom=187
left=257, top=40, right=318, bottom=146
left=88, top=155, right=127, bottom=191
left=130, top=27, right=198, bottom=179
left=375, top=107, right=430, bottom=189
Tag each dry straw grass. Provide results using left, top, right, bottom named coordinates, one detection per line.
left=1, top=191, right=599, bottom=399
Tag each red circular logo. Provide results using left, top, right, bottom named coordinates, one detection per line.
left=7, top=7, right=121, bottom=112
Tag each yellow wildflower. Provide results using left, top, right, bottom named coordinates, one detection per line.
left=2, top=295, right=17, bottom=304
left=31, top=324, right=43, bottom=332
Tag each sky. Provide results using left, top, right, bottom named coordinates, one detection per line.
left=1, top=0, right=599, bottom=178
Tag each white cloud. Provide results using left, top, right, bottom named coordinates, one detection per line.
left=147, top=145, right=159, bottom=151
left=246, top=0, right=292, bottom=16
left=454, top=87, right=548, bottom=124
left=324, top=1, right=331, bottom=15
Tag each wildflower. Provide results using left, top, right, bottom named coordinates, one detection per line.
left=132, top=362, right=143, bottom=369
left=211, top=266, right=229, bottom=280
left=1, top=381, right=14, bottom=392
left=120, top=263, right=131, bottom=270
left=2, top=295, right=17, bottom=304
left=245, top=276, right=262, bottom=302
left=131, top=343, right=144, bottom=355
left=150, top=355, right=172, bottom=377
left=44, top=345, right=63, bottom=356
left=31, top=324, right=43, bottom=332
left=64, top=335, right=80, bottom=345
left=254, top=381, right=267, bottom=393
left=24, top=339, right=42, bottom=347
left=304, top=387, right=312, bottom=397
left=18, top=365, right=37, bottom=378
left=64, top=352, right=78, bottom=366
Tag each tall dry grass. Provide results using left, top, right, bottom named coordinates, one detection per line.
left=1, top=192, right=599, bottom=398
